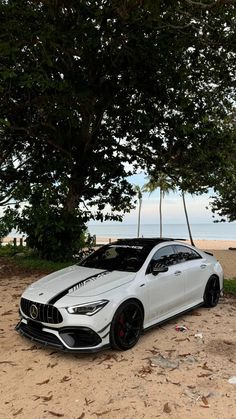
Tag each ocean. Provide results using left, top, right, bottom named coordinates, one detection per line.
left=87, top=223, right=236, bottom=241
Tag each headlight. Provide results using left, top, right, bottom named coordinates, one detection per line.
left=66, top=300, right=109, bottom=316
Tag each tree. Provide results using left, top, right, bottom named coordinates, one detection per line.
left=143, top=174, right=195, bottom=244
left=0, top=1, right=235, bottom=259
left=134, top=185, right=143, bottom=238
left=143, top=174, right=175, bottom=238
left=210, top=182, right=236, bottom=222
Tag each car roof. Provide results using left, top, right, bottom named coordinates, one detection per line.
left=110, top=238, right=186, bottom=251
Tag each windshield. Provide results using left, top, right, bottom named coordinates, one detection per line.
left=78, top=244, right=150, bottom=272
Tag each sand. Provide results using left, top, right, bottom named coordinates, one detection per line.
left=0, top=243, right=236, bottom=419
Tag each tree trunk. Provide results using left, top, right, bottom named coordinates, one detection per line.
left=159, top=188, right=163, bottom=238
left=137, top=195, right=142, bottom=238
left=182, top=192, right=195, bottom=246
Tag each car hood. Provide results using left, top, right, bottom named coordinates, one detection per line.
left=23, top=265, right=136, bottom=304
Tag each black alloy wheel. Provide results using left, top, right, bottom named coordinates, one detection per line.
left=110, top=300, right=143, bottom=350
left=204, top=276, right=220, bottom=307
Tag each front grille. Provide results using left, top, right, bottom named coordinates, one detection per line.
left=17, top=321, right=63, bottom=349
left=20, top=298, right=63, bottom=324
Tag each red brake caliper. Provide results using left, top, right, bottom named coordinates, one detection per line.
left=118, top=314, right=125, bottom=337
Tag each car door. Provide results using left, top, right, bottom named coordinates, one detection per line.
left=145, top=245, right=185, bottom=323
left=173, top=245, right=210, bottom=306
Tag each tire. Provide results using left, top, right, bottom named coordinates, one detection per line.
left=203, top=276, right=220, bottom=307
left=110, top=300, right=143, bottom=350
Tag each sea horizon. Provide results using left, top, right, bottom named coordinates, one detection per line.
left=87, top=222, right=236, bottom=241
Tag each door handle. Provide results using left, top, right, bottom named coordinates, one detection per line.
left=174, top=271, right=182, bottom=276
left=200, top=264, right=207, bottom=269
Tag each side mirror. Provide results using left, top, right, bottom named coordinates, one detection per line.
left=152, top=264, right=168, bottom=276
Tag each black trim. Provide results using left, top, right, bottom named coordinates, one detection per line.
left=16, top=321, right=64, bottom=349
left=204, top=251, right=214, bottom=256
left=16, top=321, right=109, bottom=353
left=143, top=302, right=203, bottom=333
left=97, top=322, right=111, bottom=334
left=47, top=270, right=108, bottom=305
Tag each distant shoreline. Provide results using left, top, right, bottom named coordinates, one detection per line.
left=94, top=237, right=236, bottom=250
left=2, top=235, right=236, bottom=250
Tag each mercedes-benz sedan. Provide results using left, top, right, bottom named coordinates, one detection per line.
left=16, top=238, right=223, bottom=352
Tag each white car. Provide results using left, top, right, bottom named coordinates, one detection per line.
left=16, top=238, right=223, bottom=352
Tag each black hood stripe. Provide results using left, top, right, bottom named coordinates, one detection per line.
left=47, top=271, right=109, bottom=305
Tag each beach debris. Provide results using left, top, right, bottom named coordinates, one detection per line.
left=97, top=354, right=118, bottom=364
left=33, top=394, right=53, bottom=402
left=200, top=362, right=213, bottom=372
left=228, top=376, right=236, bottom=384
left=60, top=376, right=71, bottom=383
left=223, top=340, right=233, bottom=345
left=78, top=414, right=85, bottom=419
left=175, top=325, right=188, bottom=332
left=36, top=379, right=50, bottom=385
left=174, top=337, right=190, bottom=342
left=21, top=345, right=38, bottom=351
left=92, top=410, right=112, bottom=417
left=138, top=365, right=153, bottom=377
left=2, top=310, right=13, bottom=316
left=42, top=394, right=53, bottom=402
left=195, top=333, right=203, bottom=339
left=13, top=408, right=23, bottom=417
left=0, top=361, right=17, bottom=366
left=183, top=388, right=201, bottom=401
left=47, top=362, right=58, bottom=368
left=190, top=311, right=202, bottom=316
left=150, top=355, right=179, bottom=369
left=146, top=346, right=159, bottom=355
left=163, top=402, right=171, bottom=413
left=166, top=378, right=181, bottom=386
left=182, top=355, right=198, bottom=364
left=197, top=373, right=212, bottom=378
left=201, top=396, right=209, bottom=406
left=47, top=411, right=64, bottom=417
left=85, top=397, right=94, bottom=406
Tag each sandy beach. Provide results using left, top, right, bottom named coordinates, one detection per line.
left=0, top=240, right=236, bottom=418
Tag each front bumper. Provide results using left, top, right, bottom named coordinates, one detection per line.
left=16, top=318, right=110, bottom=353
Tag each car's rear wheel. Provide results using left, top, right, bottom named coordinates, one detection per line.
left=110, top=300, right=143, bottom=350
left=203, top=275, right=220, bottom=307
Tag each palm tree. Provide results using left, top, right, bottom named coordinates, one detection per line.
left=143, top=174, right=175, bottom=238
left=181, top=192, right=194, bottom=246
left=134, top=185, right=143, bottom=238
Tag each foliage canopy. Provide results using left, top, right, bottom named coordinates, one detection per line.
left=0, top=0, right=236, bottom=258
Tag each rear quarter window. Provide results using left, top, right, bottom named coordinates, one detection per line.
left=173, top=245, right=202, bottom=263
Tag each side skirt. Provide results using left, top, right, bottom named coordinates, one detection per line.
left=142, top=302, right=203, bottom=334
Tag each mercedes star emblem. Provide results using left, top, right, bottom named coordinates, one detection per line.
left=30, top=304, right=38, bottom=320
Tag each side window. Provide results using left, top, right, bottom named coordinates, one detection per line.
left=173, top=245, right=202, bottom=263
left=151, top=246, right=177, bottom=268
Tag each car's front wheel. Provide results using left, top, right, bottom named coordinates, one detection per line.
left=110, top=300, right=143, bottom=350
left=203, top=275, right=220, bottom=307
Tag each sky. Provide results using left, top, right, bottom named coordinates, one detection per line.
left=88, top=172, right=221, bottom=225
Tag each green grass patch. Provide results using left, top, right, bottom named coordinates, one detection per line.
left=0, top=244, right=75, bottom=273
left=224, top=278, right=236, bottom=297
left=0, top=244, right=27, bottom=257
